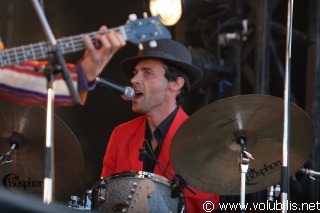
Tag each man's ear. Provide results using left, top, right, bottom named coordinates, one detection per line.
left=169, top=77, right=185, bottom=91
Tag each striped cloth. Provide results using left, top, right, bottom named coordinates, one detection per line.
left=0, top=61, right=87, bottom=106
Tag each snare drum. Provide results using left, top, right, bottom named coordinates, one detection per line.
left=91, top=171, right=185, bottom=213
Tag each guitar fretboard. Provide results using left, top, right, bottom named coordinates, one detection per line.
left=0, top=26, right=125, bottom=67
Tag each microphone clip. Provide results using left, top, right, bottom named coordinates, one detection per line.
left=138, top=139, right=148, bottom=161
left=171, top=174, right=187, bottom=198
left=138, top=147, right=147, bottom=161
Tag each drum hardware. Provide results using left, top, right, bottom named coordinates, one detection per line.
left=170, top=174, right=186, bottom=213
left=267, top=186, right=275, bottom=202
left=0, top=132, right=21, bottom=165
left=170, top=94, right=315, bottom=196
left=68, top=189, right=92, bottom=211
left=170, top=174, right=187, bottom=199
left=139, top=140, right=196, bottom=197
left=96, top=180, right=107, bottom=203
left=0, top=152, right=13, bottom=164
left=236, top=132, right=254, bottom=212
left=267, top=185, right=281, bottom=202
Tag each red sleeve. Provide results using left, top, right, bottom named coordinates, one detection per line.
left=101, top=129, right=118, bottom=177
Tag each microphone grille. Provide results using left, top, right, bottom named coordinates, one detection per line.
left=121, top=86, right=135, bottom=100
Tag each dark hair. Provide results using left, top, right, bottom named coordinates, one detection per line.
left=164, top=62, right=191, bottom=105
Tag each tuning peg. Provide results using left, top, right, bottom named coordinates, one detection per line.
left=149, top=40, right=157, bottom=48
left=138, top=43, right=144, bottom=50
left=151, top=32, right=159, bottom=37
left=138, top=40, right=157, bottom=50
left=128, top=14, right=137, bottom=21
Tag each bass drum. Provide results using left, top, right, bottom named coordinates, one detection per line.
left=91, top=171, right=185, bottom=213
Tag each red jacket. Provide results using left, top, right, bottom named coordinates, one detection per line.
left=101, top=107, right=219, bottom=212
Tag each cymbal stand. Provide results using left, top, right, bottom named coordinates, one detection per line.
left=31, top=0, right=81, bottom=205
left=237, top=133, right=254, bottom=213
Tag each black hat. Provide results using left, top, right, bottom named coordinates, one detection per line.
left=121, top=39, right=203, bottom=85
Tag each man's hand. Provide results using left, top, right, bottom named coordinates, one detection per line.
left=81, top=26, right=126, bottom=82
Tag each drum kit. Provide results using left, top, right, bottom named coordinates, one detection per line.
left=0, top=94, right=315, bottom=213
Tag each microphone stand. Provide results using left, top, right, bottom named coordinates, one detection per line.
left=31, top=0, right=81, bottom=205
left=282, top=1, right=294, bottom=212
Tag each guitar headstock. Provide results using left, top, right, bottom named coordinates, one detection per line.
left=124, top=15, right=172, bottom=45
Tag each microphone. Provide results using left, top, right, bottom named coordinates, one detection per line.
left=96, top=77, right=135, bottom=100
left=300, top=168, right=320, bottom=177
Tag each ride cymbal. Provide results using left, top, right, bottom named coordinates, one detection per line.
left=0, top=100, right=85, bottom=201
left=170, top=94, right=315, bottom=195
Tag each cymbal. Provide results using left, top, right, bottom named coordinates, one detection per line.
left=0, top=100, right=85, bottom=201
left=170, top=94, right=315, bottom=195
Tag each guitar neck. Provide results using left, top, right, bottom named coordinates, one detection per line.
left=0, top=26, right=125, bottom=67
left=0, top=16, right=172, bottom=67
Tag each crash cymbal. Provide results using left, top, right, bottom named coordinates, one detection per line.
left=0, top=100, right=85, bottom=201
left=170, top=94, right=315, bottom=195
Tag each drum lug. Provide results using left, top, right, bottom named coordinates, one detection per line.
left=97, top=188, right=106, bottom=203
left=97, top=182, right=107, bottom=203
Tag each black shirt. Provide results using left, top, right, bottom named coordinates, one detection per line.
left=143, top=106, right=179, bottom=172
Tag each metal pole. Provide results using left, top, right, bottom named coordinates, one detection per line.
left=281, top=0, right=294, bottom=212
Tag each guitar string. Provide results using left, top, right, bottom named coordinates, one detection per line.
left=0, top=28, right=116, bottom=63
left=0, top=25, right=149, bottom=59
left=0, top=24, right=161, bottom=66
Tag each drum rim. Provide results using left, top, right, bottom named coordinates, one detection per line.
left=101, top=171, right=171, bottom=186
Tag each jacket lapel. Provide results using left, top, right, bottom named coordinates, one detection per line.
left=155, top=107, right=188, bottom=176
left=128, top=116, right=146, bottom=171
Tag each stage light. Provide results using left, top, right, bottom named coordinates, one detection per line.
left=149, top=0, right=182, bottom=26
left=149, top=0, right=230, bottom=26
